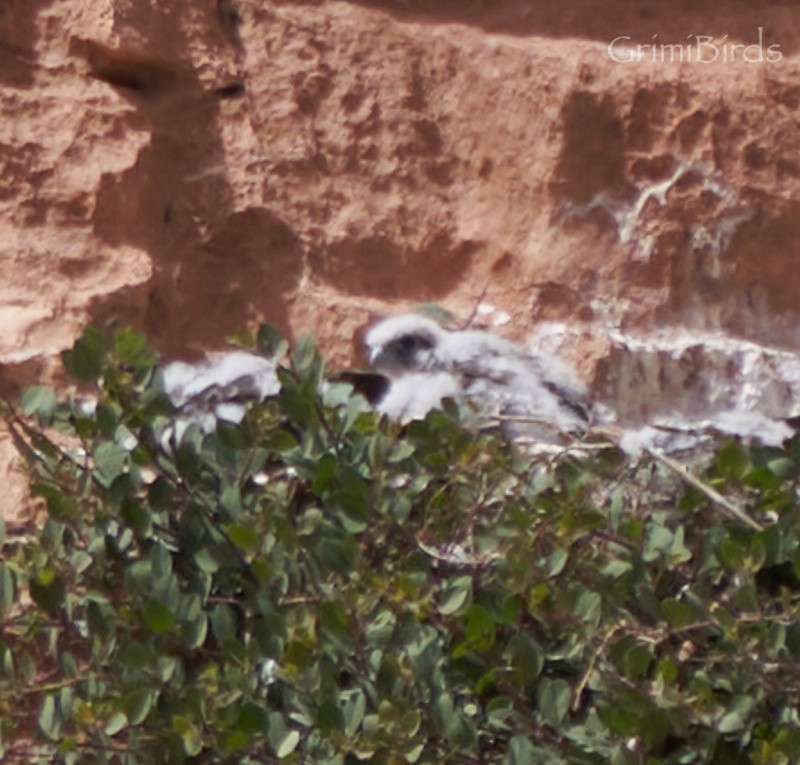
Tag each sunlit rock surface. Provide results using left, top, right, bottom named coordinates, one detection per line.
left=4, top=0, right=800, bottom=518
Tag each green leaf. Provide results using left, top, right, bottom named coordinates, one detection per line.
left=224, top=729, right=251, bottom=753
left=388, top=440, right=416, bottom=463
left=158, top=656, right=179, bottom=683
left=0, top=565, right=15, bottom=615
left=597, top=698, right=640, bottom=737
left=226, top=523, right=260, bottom=552
left=547, top=547, right=569, bottom=577
left=660, top=597, right=695, bottom=628
left=365, top=609, right=396, bottom=647
left=341, top=689, right=366, bottom=736
left=657, top=656, right=678, bottom=685
left=602, top=559, right=632, bottom=578
left=59, top=686, right=74, bottom=719
left=276, top=730, right=300, bottom=758
left=668, top=525, right=692, bottom=563
left=322, top=382, right=353, bottom=408
left=20, top=385, right=57, bottom=421
left=342, top=393, right=368, bottom=434
left=291, top=334, right=318, bottom=373
left=718, top=710, right=745, bottom=733
left=744, top=465, right=782, bottom=491
left=105, top=712, right=128, bottom=736
left=38, top=695, right=60, bottom=740
left=93, top=441, right=129, bottom=484
left=62, top=326, right=107, bottom=381
left=644, top=523, right=674, bottom=562
left=311, top=453, right=337, bottom=494
left=61, top=651, right=79, bottom=677
left=211, top=603, right=237, bottom=644
left=767, top=457, right=796, bottom=479
left=257, top=323, right=288, bottom=359
left=439, top=575, right=472, bottom=616
left=217, top=419, right=252, bottom=450
left=114, top=327, right=157, bottom=368
left=337, top=465, right=369, bottom=527
left=505, top=634, right=544, bottom=686
left=717, top=440, right=749, bottom=479
left=193, top=548, right=219, bottom=574
left=463, top=604, right=496, bottom=652
left=268, top=713, right=300, bottom=759
left=487, top=696, right=515, bottom=728
left=29, top=570, right=66, bottom=616
left=1, top=645, right=15, bottom=679
left=536, top=677, right=571, bottom=725
left=574, top=590, right=602, bottom=628
left=237, top=702, right=268, bottom=735
left=33, top=482, right=77, bottom=521
left=431, top=692, right=474, bottom=748
left=621, top=643, right=654, bottom=679
left=142, top=600, right=176, bottom=634
left=432, top=692, right=454, bottom=735
left=124, top=689, right=155, bottom=726
left=719, top=537, right=747, bottom=569
left=148, top=476, right=174, bottom=510
left=120, top=499, right=150, bottom=538
left=172, top=714, right=203, bottom=756
left=505, top=735, right=537, bottom=765
left=96, top=402, right=120, bottom=437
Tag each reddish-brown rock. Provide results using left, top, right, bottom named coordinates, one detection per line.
left=3, top=0, right=800, bottom=519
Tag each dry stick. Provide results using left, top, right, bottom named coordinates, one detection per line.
left=646, top=447, right=763, bottom=532
left=588, top=422, right=763, bottom=531
left=487, top=412, right=573, bottom=441
left=572, top=621, right=625, bottom=712
left=461, top=282, right=490, bottom=330
left=492, top=418, right=762, bottom=531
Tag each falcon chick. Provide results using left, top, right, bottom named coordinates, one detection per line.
left=161, top=351, right=279, bottom=440
left=365, top=312, right=591, bottom=442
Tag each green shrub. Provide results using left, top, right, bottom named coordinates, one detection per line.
left=2, top=326, right=800, bottom=765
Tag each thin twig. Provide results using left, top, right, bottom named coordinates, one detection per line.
left=461, top=282, right=490, bottom=330
left=572, top=621, right=625, bottom=712
left=646, top=447, right=763, bottom=531
left=1, top=393, right=91, bottom=477
left=21, top=676, right=94, bottom=694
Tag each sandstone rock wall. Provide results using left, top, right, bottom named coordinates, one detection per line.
left=3, top=0, right=800, bottom=521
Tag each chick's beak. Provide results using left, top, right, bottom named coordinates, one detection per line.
left=370, top=346, right=399, bottom=375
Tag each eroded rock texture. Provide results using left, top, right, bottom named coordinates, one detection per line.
left=3, top=0, right=800, bottom=520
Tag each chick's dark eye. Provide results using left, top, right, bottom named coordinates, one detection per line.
left=398, top=334, right=434, bottom=352
left=390, top=333, right=435, bottom=361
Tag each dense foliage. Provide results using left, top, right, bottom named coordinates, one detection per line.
left=2, top=326, right=800, bottom=765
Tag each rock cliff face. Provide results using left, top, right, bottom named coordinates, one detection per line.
left=3, top=0, right=800, bottom=520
